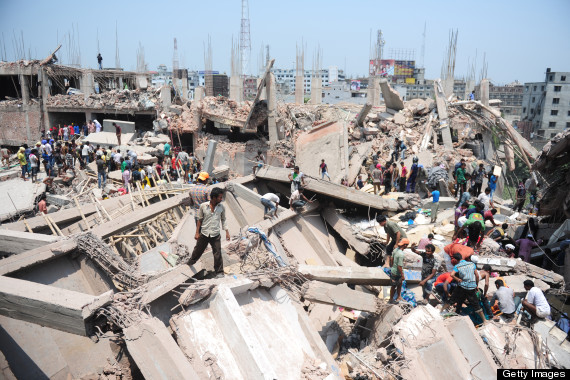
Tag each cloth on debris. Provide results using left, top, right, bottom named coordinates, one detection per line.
left=427, top=166, right=449, bottom=189
left=383, top=267, right=417, bottom=307
left=247, top=227, right=286, bottom=267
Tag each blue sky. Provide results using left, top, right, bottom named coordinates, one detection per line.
left=1, top=0, right=569, bottom=84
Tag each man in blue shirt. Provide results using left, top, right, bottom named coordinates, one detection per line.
left=441, top=253, right=486, bottom=323
left=429, top=187, right=440, bottom=223
left=489, top=174, right=498, bottom=200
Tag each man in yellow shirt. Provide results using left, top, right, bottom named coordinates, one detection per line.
left=17, top=147, right=28, bottom=180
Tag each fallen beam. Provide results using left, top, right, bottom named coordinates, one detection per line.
left=140, top=264, right=198, bottom=304
left=321, top=207, right=370, bottom=256
left=302, top=281, right=378, bottom=313
left=0, top=239, right=77, bottom=275
left=298, top=265, right=391, bottom=286
left=91, top=194, right=187, bottom=239
left=0, top=229, right=60, bottom=255
left=0, top=276, right=113, bottom=336
left=255, top=166, right=401, bottom=211
left=124, top=317, right=200, bottom=379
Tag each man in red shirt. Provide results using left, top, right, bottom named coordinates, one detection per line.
left=434, top=272, right=456, bottom=303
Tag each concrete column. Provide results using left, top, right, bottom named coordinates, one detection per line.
left=480, top=79, right=489, bottom=106
left=181, top=72, right=189, bottom=101
left=256, top=78, right=267, bottom=101
left=310, top=77, right=322, bottom=104
left=160, top=85, right=172, bottom=108
left=266, top=73, right=278, bottom=142
left=19, top=74, right=31, bottom=141
left=85, top=111, right=93, bottom=124
left=295, top=75, right=304, bottom=104
left=203, top=140, right=218, bottom=174
left=39, top=68, right=50, bottom=134
left=81, top=70, right=94, bottom=101
left=480, top=79, right=495, bottom=159
left=194, top=86, right=205, bottom=101
left=367, top=77, right=380, bottom=107
left=230, top=76, right=244, bottom=102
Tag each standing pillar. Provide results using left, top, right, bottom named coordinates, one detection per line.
left=295, top=75, right=304, bottom=104
left=19, top=74, right=31, bottom=141
left=203, top=140, right=218, bottom=174
left=266, top=73, right=278, bottom=142
left=367, top=77, right=380, bottom=107
left=230, top=76, right=244, bottom=102
left=310, top=76, right=322, bottom=104
left=480, top=79, right=495, bottom=160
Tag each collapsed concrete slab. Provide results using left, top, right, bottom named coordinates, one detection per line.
left=298, top=265, right=390, bottom=286
left=302, top=281, right=378, bottom=313
left=0, top=229, right=59, bottom=256
left=295, top=121, right=349, bottom=184
left=0, top=239, right=77, bottom=275
left=255, top=166, right=402, bottom=211
left=124, top=317, right=200, bottom=379
left=0, top=275, right=113, bottom=336
left=171, top=282, right=341, bottom=379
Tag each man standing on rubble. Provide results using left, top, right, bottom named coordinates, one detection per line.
left=177, top=148, right=191, bottom=183
left=472, top=163, right=485, bottom=196
left=428, top=187, right=440, bottom=223
left=412, top=243, right=439, bottom=304
left=188, top=187, right=230, bottom=277
left=376, top=215, right=407, bottom=266
left=455, top=162, right=467, bottom=198
left=477, top=187, right=494, bottom=211
left=372, top=164, right=383, bottom=194
left=288, top=166, right=306, bottom=193
left=441, top=253, right=486, bottom=323
left=515, top=180, right=527, bottom=212
left=96, top=151, right=106, bottom=189
left=405, top=156, right=419, bottom=193
left=319, top=159, right=331, bottom=181
left=398, top=161, right=407, bottom=192
left=97, top=53, right=103, bottom=69
left=187, top=172, right=211, bottom=224
left=113, top=122, right=122, bottom=147
left=389, top=238, right=409, bottom=304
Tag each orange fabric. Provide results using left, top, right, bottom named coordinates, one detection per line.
left=444, top=243, right=474, bottom=264
left=434, top=272, right=452, bottom=287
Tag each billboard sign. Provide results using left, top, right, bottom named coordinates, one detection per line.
left=369, top=59, right=415, bottom=79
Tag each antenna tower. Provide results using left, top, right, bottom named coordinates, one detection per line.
left=240, top=0, right=251, bottom=76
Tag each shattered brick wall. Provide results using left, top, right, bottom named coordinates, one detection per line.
left=0, top=105, right=41, bottom=145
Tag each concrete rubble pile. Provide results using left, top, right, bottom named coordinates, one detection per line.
left=47, top=89, right=159, bottom=111
left=2, top=66, right=570, bottom=379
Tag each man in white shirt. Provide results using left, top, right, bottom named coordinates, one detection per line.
left=522, top=279, right=551, bottom=319
left=290, top=187, right=312, bottom=211
left=261, top=192, right=280, bottom=217
left=477, top=187, right=493, bottom=211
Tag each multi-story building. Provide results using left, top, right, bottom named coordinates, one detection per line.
left=521, top=69, right=570, bottom=139
left=272, top=67, right=345, bottom=94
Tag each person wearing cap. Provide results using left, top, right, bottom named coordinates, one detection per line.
left=319, top=159, right=331, bottom=181
left=389, top=238, right=409, bottom=304
left=441, top=253, right=486, bottom=323
left=504, top=244, right=516, bottom=258
left=376, top=215, right=407, bottom=265
left=188, top=187, right=229, bottom=277
left=187, top=172, right=211, bottom=223
left=516, top=234, right=542, bottom=263
left=261, top=192, right=280, bottom=217
left=372, top=164, right=383, bottom=194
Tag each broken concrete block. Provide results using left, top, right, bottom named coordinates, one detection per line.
left=362, top=127, right=379, bottom=136
left=168, top=105, right=183, bottom=115
left=103, top=184, right=118, bottom=194
left=46, top=194, right=72, bottom=207
left=92, top=188, right=102, bottom=199
left=379, top=79, right=405, bottom=111
left=393, top=112, right=406, bottom=125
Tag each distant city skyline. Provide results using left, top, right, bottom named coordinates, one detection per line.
left=1, top=0, right=569, bottom=85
